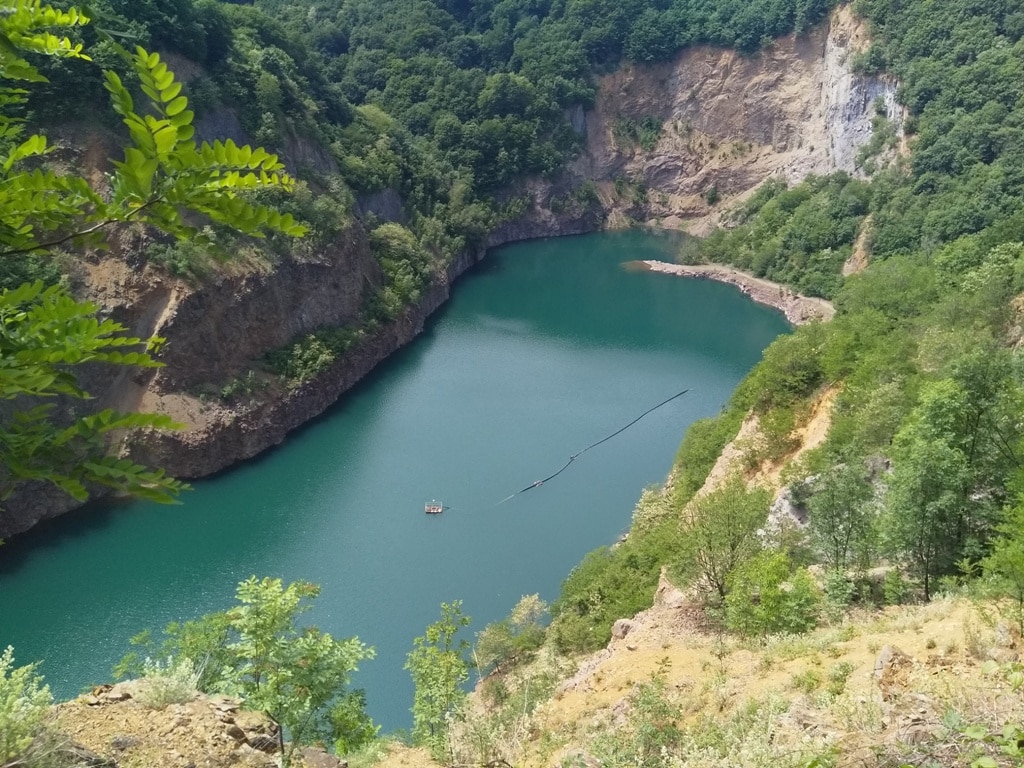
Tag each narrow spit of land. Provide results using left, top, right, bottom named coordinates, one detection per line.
left=629, top=260, right=835, bottom=325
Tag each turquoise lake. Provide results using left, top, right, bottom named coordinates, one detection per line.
left=0, top=230, right=790, bottom=730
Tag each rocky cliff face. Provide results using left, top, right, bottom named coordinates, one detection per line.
left=569, top=5, right=899, bottom=233
left=0, top=7, right=898, bottom=538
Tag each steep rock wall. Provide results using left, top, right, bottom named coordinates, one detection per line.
left=568, top=5, right=899, bottom=232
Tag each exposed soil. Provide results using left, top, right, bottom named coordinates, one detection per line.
left=843, top=214, right=873, bottom=276
left=52, top=682, right=342, bottom=768
left=631, top=260, right=835, bottom=325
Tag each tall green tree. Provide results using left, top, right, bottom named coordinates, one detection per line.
left=884, top=380, right=973, bottom=599
left=405, top=601, right=471, bottom=762
left=684, top=474, right=770, bottom=600
left=807, top=459, right=876, bottom=572
left=982, top=502, right=1024, bottom=634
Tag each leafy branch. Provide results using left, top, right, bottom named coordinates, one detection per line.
left=0, top=5, right=306, bottom=514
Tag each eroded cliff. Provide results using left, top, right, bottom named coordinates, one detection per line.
left=570, top=4, right=899, bottom=232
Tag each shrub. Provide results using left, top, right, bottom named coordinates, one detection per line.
left=134, top=656, right=201, bottom=710
left=724, top=551, right=820, bottom=637
left=592, top=673, right=683, bottom=768
left=671, top=408, right=745, bottom=505
left=0, top=646, right=53, bottom=765
left=826, top=661, right=854, bottom=696
left=789, top=668, right=822, bottom=693
left=474, top=594, right=547, bottom=674
left=822, top=571, right=855, bottom=622
left=883, top=569, right=909, bottom=605
left=550, top=517, right=688, bottom=653
left=265, top=326, right=363, bottom=385
left=684, top=475, right=770, bottom=600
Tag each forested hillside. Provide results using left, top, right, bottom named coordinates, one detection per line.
left=6, top=0, right=1024, bottom=766
left=20, top=0, right=842, bottom=263
left=550, top=0, right=1024, bottom=650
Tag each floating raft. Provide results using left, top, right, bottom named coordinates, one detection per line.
left=425, top=500, right=444, bottom=515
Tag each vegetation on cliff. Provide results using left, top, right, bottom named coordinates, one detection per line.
left=6, top=0, right=1024, bottom=765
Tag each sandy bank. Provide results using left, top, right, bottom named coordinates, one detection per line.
left=631, top=260, right=835, bottom=325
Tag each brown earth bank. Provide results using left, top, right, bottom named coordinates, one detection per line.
left=488, top=595, right=1024, bottom=768
left=630, top=260, right=836, bottom=325
left=51, top=682, right=345, bottom=768
left=0, top=4, right=898, bottom=538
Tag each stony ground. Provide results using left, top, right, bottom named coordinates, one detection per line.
left=635, top=260, right=835, bottom=325
left=52, top=682, right=342, bottom=768
left=524, top=588, right=1024, bottom=767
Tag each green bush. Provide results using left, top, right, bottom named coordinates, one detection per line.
left=731, top=325, right=826, bottom=413
left=220, top=370, right=268, bottom=401
left=0, top=646, right=53, bottom=765
left=724, top=551, right=820, bottom=637
left=145, top=234, right=219, bottom=283
left=883, top=569, right=910, bottom=606
left=474, top=594, right=547, bottom=674
left=826, top=661, right=854, bottom=696
left=550, top=518, right=688, bottom=654
left=592, top=673, right=683, bottom=768
left=266, top=326, right=364, bottom=384
left=670, top=408, right=745, bottom=505
left=789, top=668, right=822, bottom=693
left=369, top=223, right=435, bottom=321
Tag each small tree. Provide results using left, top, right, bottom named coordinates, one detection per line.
left=884, top=382, right=973, bottom=599
left=224, top=577, right=375, bottom=767
left=116, top=578, right=376, bottom=767
left=406, top=601, right=471, bottom=761
left=807, top=459, right=876, bottom=572
left=474, top=594, right=547, bottom=676
left=724, top=550, right=820, bottom=637
left=684, top=474, right=770, bottom=600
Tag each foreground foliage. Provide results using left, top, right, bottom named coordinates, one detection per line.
left=118, top=577, right=375, bottom=767
left=406, top=601, right=472, bottom=762
left=0, top=646, right=52, bottom=766
left=0, top=4, right=305, bottom=516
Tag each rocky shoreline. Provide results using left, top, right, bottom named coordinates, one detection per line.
left=632, top=260, right=835, bottom=325
left=128, top=205, right=606, bottom=482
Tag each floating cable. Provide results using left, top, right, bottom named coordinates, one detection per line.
left=495, top=388, right=691, bottom=505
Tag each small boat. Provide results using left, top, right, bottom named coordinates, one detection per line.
left=425, top=500, right=444, bottom=515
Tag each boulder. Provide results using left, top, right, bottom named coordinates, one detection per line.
left=874, top=645, right=914, bottom=701
left=611, top=619, right=635, bottom=639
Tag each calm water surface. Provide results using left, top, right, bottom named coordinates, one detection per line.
left=0, top=231, right=789, bottom=729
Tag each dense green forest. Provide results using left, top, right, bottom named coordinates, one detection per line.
left=7, top=0, right=1024, bottom=764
